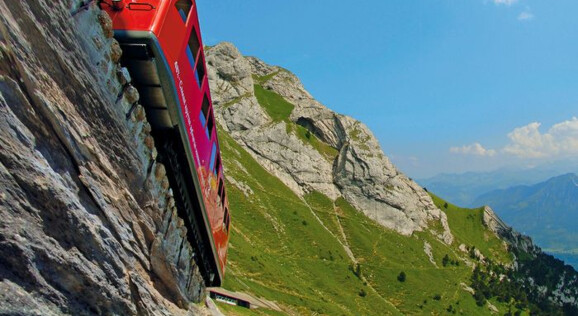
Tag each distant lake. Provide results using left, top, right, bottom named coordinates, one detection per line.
left=548, top=253, right=578, bottom=271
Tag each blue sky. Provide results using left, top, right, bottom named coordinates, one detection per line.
left=198, top=0, right=578, bottom=178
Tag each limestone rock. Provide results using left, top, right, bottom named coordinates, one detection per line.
left=482, top=206, right=537, bottom=255
left=206, top=43, right=268, bottom=134
left=206, top=42, right=253, bottom=106
left=242, top=122, right=341, bottom=199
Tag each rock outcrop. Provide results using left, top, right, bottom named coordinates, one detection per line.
left=0, top=1, right=207, bottom=314
left=482, top=206, right=537, bottom=255
left=207, top=43, right=453, bottom=242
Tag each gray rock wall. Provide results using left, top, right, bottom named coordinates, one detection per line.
left=0, top=1, right=207, bottom=314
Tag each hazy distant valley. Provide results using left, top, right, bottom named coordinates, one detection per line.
left=418, top=164, right=578, bottom=207
left=420, top=170, right=578, bottom=270
left=473, top=173, right=578, bottom=270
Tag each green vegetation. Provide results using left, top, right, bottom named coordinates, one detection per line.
left=253, top=84, right=338, bottom=161
left=430, top=193, right=513, bottom=264
left=348, top=125, right=371, bottom=151
left=333, top=197, right=503, bottom=315
left=253, top=84, right=294, bottom=123
left=397, top=271, right=406, bottom=282
left=253, top=71, right=281, bottom=85
left=219, top=128, right=399, bottom=315
left=221, top=93, right=251, bottom=109
left=216, top=301, right=285, bottom=316
left=218, top=126, right=575, bottom=314
left=291, top=124, right=339, bottom=160
left=431, top=193, right=578, bottom=315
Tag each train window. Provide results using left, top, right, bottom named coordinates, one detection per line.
left=175, top=0, right=192, bottom=23
left=209, top=143, right=217, bottom=173
left=199, top=95, right=210, bottom=138
left=218, top=178, right=226, bottom=207
left=195, top=56, right=206, bottom=89
left=218, top=179, right=224, bottom=200
left=187, top=27, right=205, bottom=88
left=188, top=27, right=201, bottom=64
left=206, top=111, right=214, bottom=139
left=186, top=45, right=195, bottom=71
left=220, top=189, right=226, bottom=208
left=223, top=208, right=230, bottom=233
left=214, top=154, right=221, bottom=176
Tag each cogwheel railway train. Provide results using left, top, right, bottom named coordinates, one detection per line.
left=100, top=0, right=229, bottom=286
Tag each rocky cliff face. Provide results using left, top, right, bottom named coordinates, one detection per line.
left=206, top=43, right=453, bottom=243
left=0, top=1, right=207, bottom=314
left=482, top=206, right=538, bottom=256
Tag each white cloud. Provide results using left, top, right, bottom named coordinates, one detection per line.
left=450, top=143, right=497, bottom=157
left=493, top=0, right=518, bottom=5
left=448, top=117, right=578, bottom=161
left=503, top=117, right=578, bottom=158
left=518, top=10, right=534, bottom=21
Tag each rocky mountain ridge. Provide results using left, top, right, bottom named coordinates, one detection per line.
left=206, top=42, right=453, bottom=243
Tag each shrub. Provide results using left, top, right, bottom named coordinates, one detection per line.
left=349, top=264, right=362, bottom=279
left=397, top=271, right=406, bottom=282
left=443, top=254, right=450, bottom=267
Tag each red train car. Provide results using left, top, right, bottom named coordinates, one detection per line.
left=100, top=0, right=230, bottom=286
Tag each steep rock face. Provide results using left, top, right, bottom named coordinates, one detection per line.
left=482, top=206, right=538, bottom=256
left=207, top=43, right=339, bottom=199
left=335, top=117, right=450, bottom=237
left=207, top=42, right=452, bottom=242
left=0, top=1, right=206, bottom=314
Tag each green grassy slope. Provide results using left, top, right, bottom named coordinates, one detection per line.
left=218, top=121, right=519, bottom=314
left=253, top=83, right=338, bottom=161
left=214, top=75, right=525, bottom=314
left=219, top=128, right=400, bottom=315
left=429, top=194, right=513, bottom=264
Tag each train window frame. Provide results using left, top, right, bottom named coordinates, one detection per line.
left=206, top=110, right=214, bottom=140
left=187, top=27, right=201, bottom=65
left=185, top=26, right=206, bottom=89
left=218, top=178, right=226, bottom=208
left=175, top=0, right=193, bottom=23
left=218, top=178, right=224, bottom=201
left=213, top=154, right=221, bottom=176
left=209, top=143, right=217, bottom=173
left=220, top=190, right=226, bottom=209
left=195, top=55, right=206, bottom=89
left=223, top=208, right=230, bottom=233
left=186, top=45, right=195, bottom=72
left=199, top=95, right=213, bottom=139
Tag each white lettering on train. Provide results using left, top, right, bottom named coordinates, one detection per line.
left=174, top=61, right=204, bottom=188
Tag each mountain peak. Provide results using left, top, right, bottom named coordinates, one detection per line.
left=207, top=42, right=453, bottom=243
left=548, top=172, right=578, bottom=183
